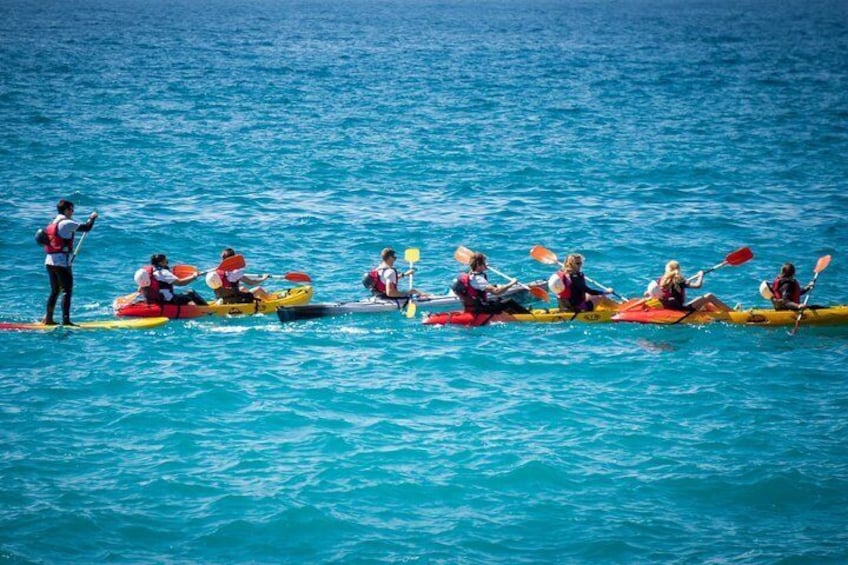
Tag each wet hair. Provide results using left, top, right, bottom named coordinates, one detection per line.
left=381, top=248, right=396, bottom=261
left=469, top=252, right=487, bottom=271
left=151, top=254, right=167, bottom=267
left=57, top=199, right=74, bottom=214
left=780, top=262, right=796, bottom=278
left=221, top=247, right=236, bottom=260
left=660, top=260, right=684, bottom=289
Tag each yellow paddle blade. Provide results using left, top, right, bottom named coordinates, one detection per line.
left=405, top=302, right=417, bottom=319
left=404, top=248, right=420, bottom=263
left=454, top=246, right=474, bottom=264
left=529, top=245, right=560, bottom=266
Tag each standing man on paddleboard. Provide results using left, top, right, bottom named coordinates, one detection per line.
left=42, top=199, right=97, bottom=326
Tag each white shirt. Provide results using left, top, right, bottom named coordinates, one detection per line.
left=44, top=214, right=81, bottom=268
left=378, top=264, right=399, bottom=290
left=152, top=268, right=179, bottom=302
left=468, top=272, right=490, bottom=291
left=224, top=268, right=244, bottom=284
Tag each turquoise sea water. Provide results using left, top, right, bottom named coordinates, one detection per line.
left=2, top=0, right=848, bottom=561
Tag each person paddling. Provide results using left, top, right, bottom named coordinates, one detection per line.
left=364, top=248, right=422, bottom=299
left=768, top=262, right=820, bottom=311
left=140, top=254, right=207, bottom=306
left=205, top=248, right=270, bottom=304
left=652, top=260, right=733, bottom=312
left=42, top=199, right=97, bottom=326
left=453, top=252, right=528, bottom=314
left=548, top=254, right=616, bottom=312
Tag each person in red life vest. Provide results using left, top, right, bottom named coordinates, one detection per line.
left=205, top=248, right=270, bottom=304
left=141, top=254, right=208, bottom=306
left=769, top=262, right=816, bottom=311
left=364, top=247, right=422, bottom=299
left=42, top=199, right=98, bottom=326
left=653, top=260, right=732, bottom=312
left=547, top=254, right=615, bottom=312
left=452, top=252, right=528, bottom=314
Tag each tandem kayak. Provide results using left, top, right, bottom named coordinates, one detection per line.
left=115, top=286, right=313, bottom=319
left=611, top=308, right=729, bottom=325
left=0, top=317, right=169, bottom=332
left=422, top=307, right=617, bottom=326
left=726, top=305, right=848, bottom=326
left=276, top=281, right=548, bottom=323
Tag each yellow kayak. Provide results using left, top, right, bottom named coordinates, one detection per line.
left=508, top=307, right=616, bottom=323
left=727, top=305, right=848, bottom=326
left=0, top=317, right=169, bottom=331
left=116, top=286, right=313, bottom=318
left=201, top=286, right=314, bottom=317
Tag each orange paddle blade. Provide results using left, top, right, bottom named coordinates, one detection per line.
left=285, top=272, right=312, bottom=283
left=172, top=265, right=198, bottom=278
left=815, top=255, right=832, bottom=273
left=725, top=246, right=753, bottom=266
left=528, top=286, right=550, bottom=302
left=218, top=254, right=246, bottom=271
left=529, top=245, right=560, bottom=266
left=454, top=246, right=474, bottom=265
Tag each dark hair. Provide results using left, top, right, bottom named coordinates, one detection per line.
left=221, top=247, right=236, bottom=259
left=57, top=199, right=74, bottom=214
left=381, top=247, right=396, bottom=261
left=780, top=262, right=795, bottom=278
left=469, top=252, right=487, bottom=270
left=151, top=254, right=167, bottom=267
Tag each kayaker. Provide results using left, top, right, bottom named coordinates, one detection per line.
left=42, top=199, right=98, bottom=326
left=453, top=252, right=528, bottom=314
left=548, top=254, right=615, bottom=312
left=769, top=263, right=817, bottom=311
left=653, top=260, right=732, bottom=312
left=364, top=248, right=422, bottom=299
left=143, top=254, right=208, bottom=306
left=206, top=248, right=270, bottom=304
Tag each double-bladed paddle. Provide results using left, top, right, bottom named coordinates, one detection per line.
left=454, top=246, right=550, bottom=302
left=790, top=254, right=831, bottom=336
left=529, top=244, right=627, bottom=301
left=172, top=254, right=247, bottom=279
left=404, top=248, right=420, bottom=318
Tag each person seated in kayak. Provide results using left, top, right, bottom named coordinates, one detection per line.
left=453, top=252, right=529, bottom=314
left=768, top=262, right=819, bottom=311
left=652, top=260, right=732, bottom=312
left=140, top=254, right=208, bottom=306
left=548, top=254, right=616, bottom=312
left=364, top=247, right=422, bottom=300
left=206, top=247, right=270, bottom=304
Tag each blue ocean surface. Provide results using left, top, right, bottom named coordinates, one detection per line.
left=2, top=0, right=847, bottom=561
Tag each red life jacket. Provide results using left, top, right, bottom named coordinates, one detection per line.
left=216, top=269, right=239, bottom=290
left=365, top=267, right=396, bottom=295
left=453, top=273, right=488, bottom=309
left=141, top=265, right=171, bottom=303
left=556, top=270, right=572, bottom=301
left=43, top=221, right=74, bottom=255
left=772, top=276, right=801, bottom=303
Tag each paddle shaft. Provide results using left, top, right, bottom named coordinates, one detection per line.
left=791, top=272, right=822, bottom=335
left=69, top=231, right=89, bottom=266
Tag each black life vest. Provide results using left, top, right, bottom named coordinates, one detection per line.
left=659, top=277, right=686, bottom=305
left=772, top=276, right=801, bottom=303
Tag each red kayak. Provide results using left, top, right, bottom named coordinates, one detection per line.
left=422, top=311, right=503, bottom=326
left=115, top=302, right=207, bottom=319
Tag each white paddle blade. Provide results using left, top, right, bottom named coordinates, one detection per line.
left=759, top=280, right=774, bottom=300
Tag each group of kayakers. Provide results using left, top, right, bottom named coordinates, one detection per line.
left=38, top=199, right=824, bottom=326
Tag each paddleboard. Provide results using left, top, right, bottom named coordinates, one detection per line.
left=0, top=317, right=169, bottom=332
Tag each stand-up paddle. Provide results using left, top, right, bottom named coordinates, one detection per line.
left=455, top=246, right=550, bottom=302
left=791, top=254, right=831, bottom=336
left=529, top=245, right=627, bottom=301
left=69, top=230, right=89, bottom=266
left=404, top=248, right=420, bottom=318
